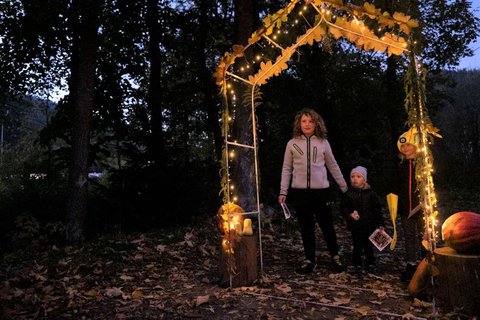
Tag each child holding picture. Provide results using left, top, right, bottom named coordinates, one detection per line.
left=341, top=166, right=385, bottom=274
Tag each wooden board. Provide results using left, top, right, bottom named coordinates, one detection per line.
left=219, top=234, right=258, bottom=288
left=434, top=246, right=480, bottom=316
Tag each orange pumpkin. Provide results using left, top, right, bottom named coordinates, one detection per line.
left=408, top=258, right=429, bottom=297
left=441, top=211, right=480, bottom=253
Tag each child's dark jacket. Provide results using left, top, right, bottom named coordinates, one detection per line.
left=341, top=185, right=384, bottom=233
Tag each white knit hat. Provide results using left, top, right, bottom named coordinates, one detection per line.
left=351, top=166, right=367, bottom=182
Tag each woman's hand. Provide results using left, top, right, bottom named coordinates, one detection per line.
left=278, top=195, right=286, bottom=204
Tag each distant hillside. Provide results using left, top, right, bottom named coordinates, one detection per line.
left=1, top=96, right=56, bottom=147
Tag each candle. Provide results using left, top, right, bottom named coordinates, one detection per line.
left=243, top=218, right=253, bottom=236
left=235, top=222, right=242, bottom=235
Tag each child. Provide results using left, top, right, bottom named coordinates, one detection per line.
left=395, top=127, right=425, bottom=282
left=341, top=166, right=384, bottom=274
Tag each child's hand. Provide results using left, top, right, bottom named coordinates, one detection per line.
left=350, top=210, right=360, bottom=221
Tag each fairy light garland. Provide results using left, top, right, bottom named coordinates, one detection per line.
left=411, top=57, right=440, bottom=253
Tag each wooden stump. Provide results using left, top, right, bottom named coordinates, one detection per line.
left=220, top=234, right=258, bottom=288
left=434, top=246, right=480, bottom=316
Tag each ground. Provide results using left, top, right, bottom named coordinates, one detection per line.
left=1, top=193, right=478, bottom=319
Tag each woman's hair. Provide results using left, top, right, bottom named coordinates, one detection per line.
left=293, top=108, right=328, bottom=139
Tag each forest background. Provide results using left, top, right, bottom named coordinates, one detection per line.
left=0, top=0, right=480, bottom=247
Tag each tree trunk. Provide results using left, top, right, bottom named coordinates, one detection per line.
left=219, top=234, right=258, bottom=287
left=435, top=246, right=480, bottom=316
left=231, top=0, right=257, bottom=212
left=146, top=0, right=165, bottom=168
left=65, top=0, right=101, bottom=243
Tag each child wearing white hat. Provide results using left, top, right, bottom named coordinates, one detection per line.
left=341, top=166, right=385, bottom=274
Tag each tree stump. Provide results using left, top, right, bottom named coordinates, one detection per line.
left=220, top=234, right=258, bottom=288
left=434, top=246, right=480, bottom=316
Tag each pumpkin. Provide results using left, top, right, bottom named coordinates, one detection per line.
left=441, top=211, right=480, bottom=253
left=407, top=258, right=429, bottom=297
left=407, top=257, right=440, bottom=297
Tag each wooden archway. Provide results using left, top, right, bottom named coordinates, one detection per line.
left=215, top=0, right=440, bottom=290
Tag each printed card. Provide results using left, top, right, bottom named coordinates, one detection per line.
left=280, top=203, right=291, bottom=219
left=369, top=228, right=392, bottom=251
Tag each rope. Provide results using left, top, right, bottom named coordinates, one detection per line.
left=241, top=291, right=427, bottom=320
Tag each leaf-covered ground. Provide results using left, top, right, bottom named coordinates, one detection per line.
left=1, top=194, right=478, bottom=320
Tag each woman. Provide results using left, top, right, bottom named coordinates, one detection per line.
left=279, top=108, right=347, bottom=274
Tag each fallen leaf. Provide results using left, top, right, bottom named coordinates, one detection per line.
left=373, top=289, right=387, bottom=298
left=306, top=291, right=322, bottom=299
left=354, top=305, right=372, bottom=316
left=131, top=235, right=145, bottom=244
left=333, top=297, right=351, bottom=305
left=196, top=294, right=209, bottom=306
left=412, top=298, right=432, bottom=308
left=156, top=244, right=167, bottom=252
left=274, top=283, right=292, bottom=294
left=84, top=289, right=99, bottom=297
left=369, top=300, right=383, bottom=305
left=319, top=297, right=331, bottom=304
left=105, top=287, right=124, bottom=297
left=13, top=288, right=24, bottom=298
left=119, top=275, right=134, bottom=281
left=402, top=312, right=417, bottom=319
left=131, top=290, right=143, bottom=299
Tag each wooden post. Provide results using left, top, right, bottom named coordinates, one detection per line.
left=434, top=246, right=480, bottom=316
left=220, top=234, right=258, bottom=288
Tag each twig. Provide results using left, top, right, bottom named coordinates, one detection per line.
left=314, top=281, right=410, bottom=297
